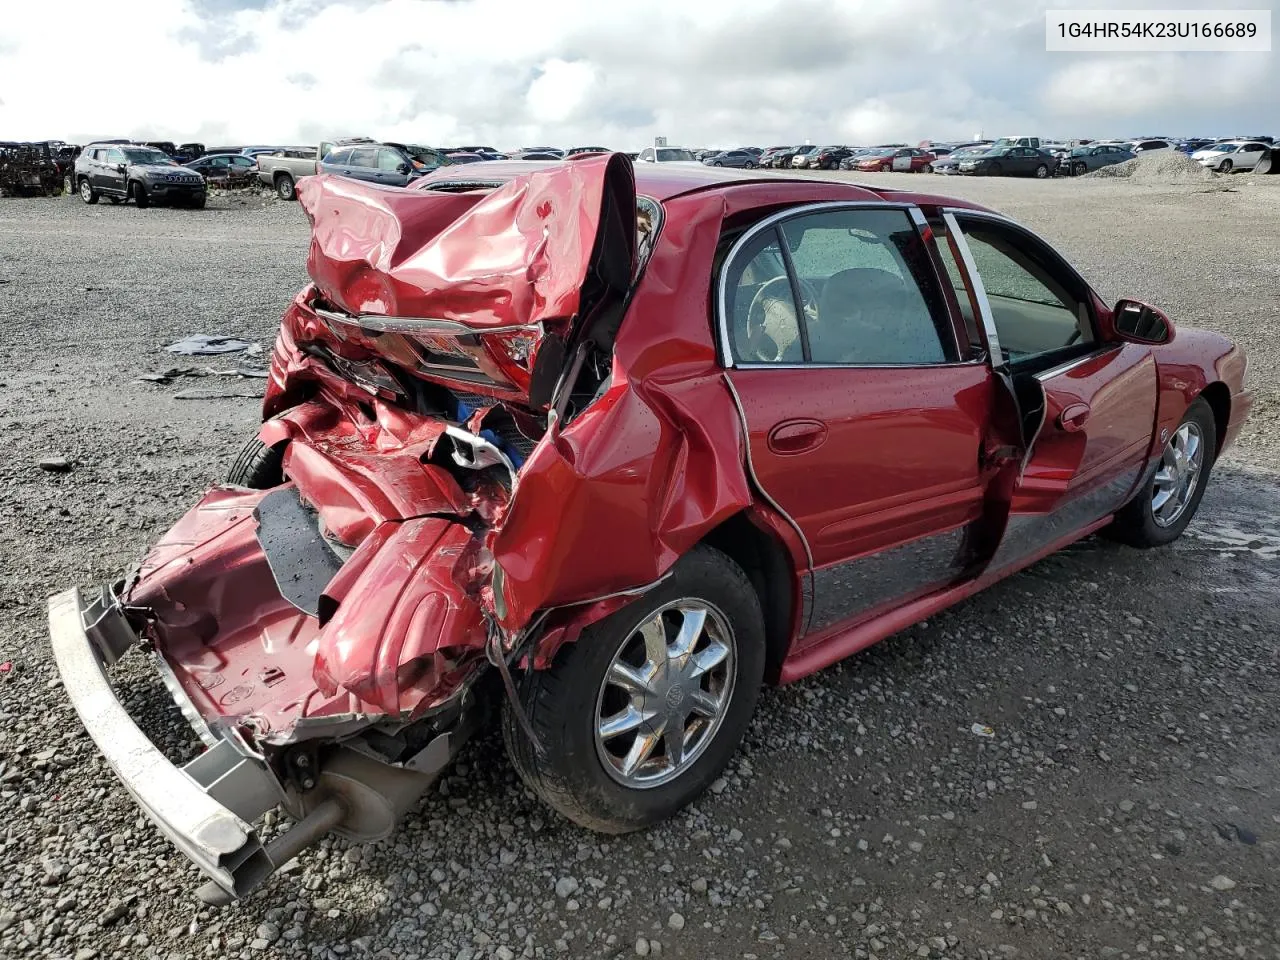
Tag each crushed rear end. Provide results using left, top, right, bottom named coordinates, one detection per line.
left=48, top=154, right=642, bottom=902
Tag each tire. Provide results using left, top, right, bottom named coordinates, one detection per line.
left=63, top=174, right=73, bottom=196
left=1106, top=398, right=1216, bottom=548
left=226, top=436, right=286, bottom=488
left=1072, top=161, right=1086, bottom=177
left=712, top=161, right=722, bottom=167
left=276, top=174, right=296, bottom=200
left=988, top=162, right=1002, bottom=175
left=131, top=181, right=150, bottom=208
left=503, top=544, right=766, bottom=833
left=922, top=163, right=933, bottom=174
left=79, top=177, right=99, bottom=204
left=188, top=195, right=207, bottom=209
left=744, top=160, right=756, bottom=168
left=1218, top=159, right=1232, bottom=173
left=1034, top=163, right=1049, bottom=179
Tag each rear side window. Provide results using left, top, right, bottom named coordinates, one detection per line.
left=721, top=207, right=955, bottom=366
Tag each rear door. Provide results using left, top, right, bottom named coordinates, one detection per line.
left=721, top=202, right=1001, bottom=639
left=932, top=209, right=1159, bottom=577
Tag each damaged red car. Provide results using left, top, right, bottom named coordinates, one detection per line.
left=49, top=155, right=1251, bottom=904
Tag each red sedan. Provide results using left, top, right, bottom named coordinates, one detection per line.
left=49, top=157, right=1251, bottom=903
left=855, top=146, right=937, bottom=172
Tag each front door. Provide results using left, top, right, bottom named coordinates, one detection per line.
left=934, top=210, right=1159, bottom=575
left=721, top=203, right=999, bottom=639
left=101, top=147, right=128, bottom=195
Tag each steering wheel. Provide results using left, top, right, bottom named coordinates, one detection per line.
left=745, top=275, right=820, bottom=362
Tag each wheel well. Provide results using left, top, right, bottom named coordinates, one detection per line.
left=1199, top=382, right=1231, bottom=459
left=275, top=171, right=293, bottom=181
left=699, top=511, right=797, bottom=683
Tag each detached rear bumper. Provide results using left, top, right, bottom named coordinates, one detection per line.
left=47, top=586, right=280, bottom=900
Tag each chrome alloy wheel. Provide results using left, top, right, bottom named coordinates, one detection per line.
left=1152, top=421, right=1204, bottom=527
left=594, top=599, right=736, bottom=789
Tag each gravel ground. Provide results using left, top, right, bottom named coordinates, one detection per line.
left=1, top=173, right=1278, bottom=960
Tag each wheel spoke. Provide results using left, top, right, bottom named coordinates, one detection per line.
left=690, top=639, right=729, bottom=678
left=620, top=729, right=661, bottom=777
left=639, top=616, right=668, bottom=666
left=598, top=705, right=650, bottom=740
left=670, top=607, right=707, bottom=660
left=1151, top=486, right=1175, bottom=513
left=688, top=688, right=720, bottom=718
left=608, top=660, right=652, bottom=696
left=663, top=723, right=686, bottom=768
left=1153, top=467, right=1177, bottom=489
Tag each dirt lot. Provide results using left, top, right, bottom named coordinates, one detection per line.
left=1, top=172, right=1278, bottom=960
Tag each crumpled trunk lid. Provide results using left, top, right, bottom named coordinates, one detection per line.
left=296, top=153, right=636, bottom=408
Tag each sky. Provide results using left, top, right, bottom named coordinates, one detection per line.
left=1, top=0, right=1275, bottom=149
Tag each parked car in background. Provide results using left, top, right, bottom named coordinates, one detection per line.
left=854, top=147, right=936, bottom=173
left=1191, top=141, right=1271, bottom=173
left=1059, top=143, right=1135, bottom=176
left=811, top=145, right=857, bottom=170
left=1129, top=139, right=1173, bottom=155
left=177, top=143, right=206, bottom=163
left=517, top=151, right=564, bottom=160
left=256, top=138, right=374, bottom=199
left=758, top=146, right=796, bottom=168
left=838, top=149, right=876, bottom=170
left=184, top=153, right=258, bottom=187
left=518, top=147, right=564, bottom=158
left=958, top=146, right=1054, bottom=178
left=1178, top=138, right=1216, bottom=155
left=0, top=141, right=61, bottom=196
left=703, top=149, right=759, bottom=168
left=446, top=152, right=485, bottom=164
left=931, top=145, right=994, bottom=175
left=568, top=146, right=610, bottom=155
left=790, top=145, right=823, bottom=168
left=636, top=146, right=699, bottom=163
left=453, top=145, right=499, bottom=156
left=989, top=136, right=1041, bottom=150
left=739, top=147, right=764, bottom=156
left=74, top=142, right=207, bottom=208
left=49, top=154, right=1250, bottom=906
left=318, top=143, right=435, bottom=186
left=383, top=143, right=453, bottom=172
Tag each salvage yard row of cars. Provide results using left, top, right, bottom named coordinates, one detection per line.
left=3, top=132, right=1278, bottom=204
left=46, top=153, right=1253, bottom=904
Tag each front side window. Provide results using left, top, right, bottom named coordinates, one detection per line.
left=722, top=207, right=955, bottom=366
left=956, top=221, right=1094, bottom=365
left=106, top=148, right=125, bottom=164
left=324, top=148, right=353, bottom=165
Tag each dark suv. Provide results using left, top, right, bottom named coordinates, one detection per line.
left=317, top=142, right=433, bottom=187
left=74, top=142, right=207, bottom=208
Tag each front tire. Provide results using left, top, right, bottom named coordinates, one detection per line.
left=504, top=544, right=765, bottom=833
left=227, top=436, right=286, bottom=488
left=922, top=163, right=933, bottom=174
left=1106, top=398, right=1215, bottom=548
left=1034, top=163, right=1049, bottom=178
left=79, top=178, right=99, bottom=204
left=1218, top=159, right=1233, bottom=173
left=131, top=181, right=150, bottom=208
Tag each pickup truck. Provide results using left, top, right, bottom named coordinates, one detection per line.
left=256, top=137, right=372, bottom=199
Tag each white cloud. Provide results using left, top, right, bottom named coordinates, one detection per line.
left=0, top=0, right=1274, bottom=149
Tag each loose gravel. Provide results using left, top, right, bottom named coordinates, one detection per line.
left=1082, top=151, right=1218, bottom=183
left=1, top=173, right=1278, bottom=960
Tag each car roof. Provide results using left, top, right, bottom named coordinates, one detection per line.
left=412, top=158, right=996, bottom=212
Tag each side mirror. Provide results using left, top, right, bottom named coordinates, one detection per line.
left=116, top=164, right=127, bottom=173
left=1113, top=299, right=1174, bottom=344
left=397, top=163, right=410, bottom=174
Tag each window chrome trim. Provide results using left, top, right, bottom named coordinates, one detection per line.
left=1032, top=346, right=1116, bottom=382
left=940, top=211, right=1002, bottom=368
left=715, top=200, right=918, bottom=369
left=733, top=359, right=988, bottom=371
left=721, top=373, right=815, bottom=574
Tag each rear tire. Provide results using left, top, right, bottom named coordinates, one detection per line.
left=1105, top=398, right=1215, bottom=548
left=227, top=436, right=286, bottom=489
left=503, top=544, right=765, bottom=834
left=276, top=174, right=296, bottom=200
